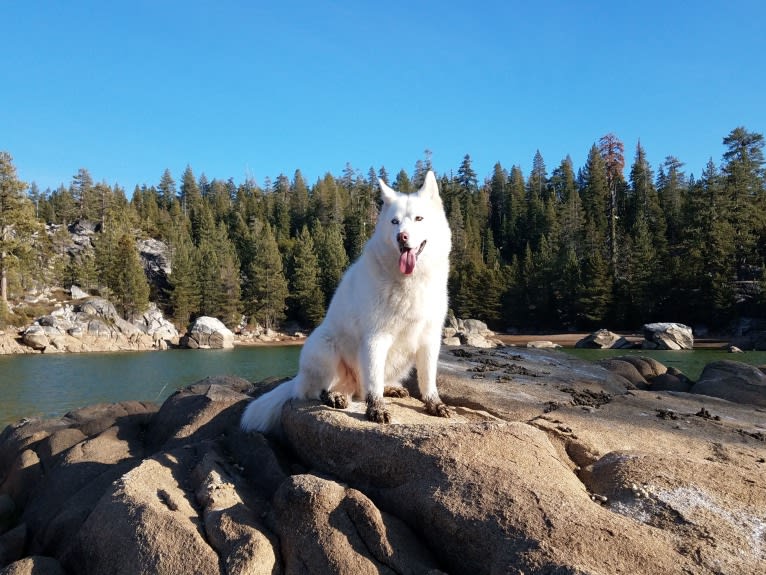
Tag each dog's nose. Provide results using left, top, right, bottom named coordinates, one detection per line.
left=397, top=232, right=408, bottom=245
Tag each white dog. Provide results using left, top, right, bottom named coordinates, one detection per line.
left=241, top=170, right=451, bottom=433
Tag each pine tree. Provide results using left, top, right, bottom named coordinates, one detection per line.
left=158, top=169, right=177, bottom=210
left=457, top=154, right=478, bottom=192
left=577, top=241, right=612, bottom=327
left=93, top=207, right=133, bottom=299
left=393, top=169, right=412, bottom=193
left=169, top=232, right=199, bottom=328
left=553, top=245, right=582, bottom=328
left=244, top=222, right=288, bottom=329
left=628, top=141, right=667, bottom=260
left=580, top=145, right=609, bottom=254
left=71, top=168, right=95, bottom=220
left=721, top=127, right=765, bottom=278
left=0, top=152, right=39, bottom=316
left=289, top=225, right=325, bottom=327
left=290, top=169, right=310, bottom=236
left=410, top=150, right=434, bottom=188
left=597, top=134, right=626, bottom=272
left=195, top=240, right=221, bottom=319
left=180, top=165, right=201, bottom=216
left=195, top=222, right=241, bottom=327
left=488, top=162, right=508, bottom=248
left=683, top=160, right=737, bottom=325
left=49, top=185, right=78, bottom=225
left=313, top=221, right=349, bottom=307
left=272, top=173, right=292, bottom=240
left=112, top=233, right=150, bottom=319
left=556, top=161, right=585, bottom=256
left=620, top=217, right=657, bottom=324
left=504, top=165, right=526, bottom=256
left=657, top=156, right=686, bottom=245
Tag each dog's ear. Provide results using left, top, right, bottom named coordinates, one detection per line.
left=418, top=171, right=440, bottom=202
left=378, top=178, right=397, bottom=204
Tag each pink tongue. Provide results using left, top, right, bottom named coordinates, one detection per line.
left=399, top=249, right=416, bottom=274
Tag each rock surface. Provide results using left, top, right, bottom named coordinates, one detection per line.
left=1, top=350, right=764, bottom=574
left=642, top=322, right=694, bottom=350
left=442, top=316, right=501, bottom=348
left=691, top=360, right=766, bottom=407
left=13, top=298, right=177, bottom=354
left=181, top=316, right=235, bottom=349
left=575, top=329, right=633, bottom=349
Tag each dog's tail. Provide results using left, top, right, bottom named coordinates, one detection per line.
left=241, top=377, right=297, bottom=434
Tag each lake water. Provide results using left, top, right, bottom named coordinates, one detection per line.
left=0, top=346, right=301, bottom=427
left=563, top=348, right=766, bottom=380
left=2, top=345, right=766, bottom=429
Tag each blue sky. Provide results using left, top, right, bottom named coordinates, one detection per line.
left=3, top=1, right=765, bottom=192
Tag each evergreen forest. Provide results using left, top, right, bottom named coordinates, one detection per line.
left=1, top=126, right=765, bottom=334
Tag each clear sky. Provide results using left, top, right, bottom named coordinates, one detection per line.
left=3, top=0, right=765, bottom=192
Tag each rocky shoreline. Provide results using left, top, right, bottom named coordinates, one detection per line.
left=0, top=347, right=764, bottom=574
left=0, top=295, right=307, bottom=356
left=1, top=319, right=743, bottom=358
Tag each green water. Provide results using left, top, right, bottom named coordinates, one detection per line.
left=563, top=348, right=766, bottom=381
left=0, top=346, right=301, bottom=428
left=3, top=346, right=765, bottom=429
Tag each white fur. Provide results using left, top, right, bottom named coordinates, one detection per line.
left=241, top=171, right=451, bottom=433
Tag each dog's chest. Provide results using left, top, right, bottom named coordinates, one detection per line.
left=380, top=275, right=443, bottom=326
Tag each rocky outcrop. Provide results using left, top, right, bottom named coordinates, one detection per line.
left=136, top=238, right=172, bottom=298
left=443, top=316, right=501, bottom=348
left=68, top=286, right=88, bottom=300
left=597, top=355, right=693, bottom=391
left=576, top=329, right=633, bottom=349
left=15, top=298, right=177, bottom=354
left=237, top=324, right=306, bottom=345
left=1, top=350, right=764, bottom=574
left=132, top=304, right=179, bottom=349
left=643, top=322, right=694, bottom=350
left=691, top=360, right=766, bottom=407
left=181, top=316, right=234, bottom=349
left=0, top=333, right=32, bottom=355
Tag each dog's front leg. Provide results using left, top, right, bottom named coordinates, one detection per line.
left=360, top=334, right=393, bottom=423
left=416, top=337, right=450, bottom=417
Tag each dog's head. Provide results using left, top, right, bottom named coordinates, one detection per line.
left=376, top=171, right=450, bottom=275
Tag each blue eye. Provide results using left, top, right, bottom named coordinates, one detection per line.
left=391, top=218, right=400, bottom=225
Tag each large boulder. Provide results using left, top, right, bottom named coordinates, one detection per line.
left=642, top=322, right=694, bottom=350
left=576, top=328, right=632, bottom=349
left=443, top=317, right=500, bottom=348
left=1, top=349, right=765, bottom=574
left=20, top=326, right=50, bottom=351
left=596, top=355, right=694, bottom=391
left=182, top=317, right=234, bottom=349
left=69, top=285, right=88, bottom=300
left=691, top=360, right=766, bottom=407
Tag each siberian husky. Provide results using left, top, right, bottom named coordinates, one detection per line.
left=241, top=170, right=451, bottom=432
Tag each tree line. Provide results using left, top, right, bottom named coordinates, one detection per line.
left=1, top=125, right=765, bottom=333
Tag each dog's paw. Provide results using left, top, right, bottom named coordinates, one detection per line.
left=383, top=385, right=410, bottom=398
left=320, top=389, right=349, bottom=409
left=425, top=400, right=451, bottom=418
left=366, top=405, right=391, bottom=423
left=365, top=397, right=391, bottom=423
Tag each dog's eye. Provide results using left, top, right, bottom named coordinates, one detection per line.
left=415, top=216, right=424, bottom=222
left=391, top=218, right=400, bottom=225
